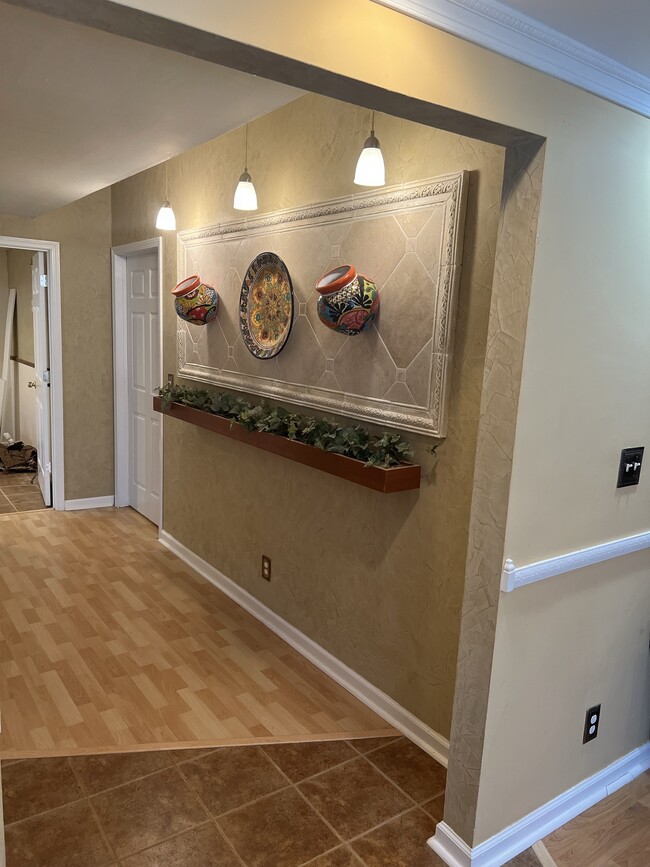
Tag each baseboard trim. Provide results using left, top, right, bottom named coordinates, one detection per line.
left=158, top=530, right=450, bottom=765
left=64, top=496, right=115, bottom=511
left=430, top=822, right=471, bottom=867
left=429, top=741, right=650, bottom=865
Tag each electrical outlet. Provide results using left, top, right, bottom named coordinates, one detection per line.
left=583, top=704, right=601, bottom=743
left=261, top=555, right=271, bottom=581
left=617, top=447, right=644, bottom=488
left=167, top=373, right=175, bottom=387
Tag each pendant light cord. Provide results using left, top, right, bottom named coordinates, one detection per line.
left=371, top=110, right=375, bottom=136
left=244, top=124, right=249, bottom=172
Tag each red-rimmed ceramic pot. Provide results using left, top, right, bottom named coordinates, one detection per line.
left=316, top=265, right=379, bottom=335
left=172, top=275, right=218, bottom=324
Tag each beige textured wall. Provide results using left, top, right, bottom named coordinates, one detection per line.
left=103, top=0, right=650, bottom=845
left=6, top=249, right=35, bottom=364
left=0, top=188, right=114, bottom=499
left=112, top=93, right=505, bottom=736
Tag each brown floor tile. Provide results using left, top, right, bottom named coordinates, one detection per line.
left=13, top=498, right=47, bottom=512
left=0, top=501, right=16, bottom=513
left=218, top=787, right=338, bottom=867
left=121, top=822, right=240, bottom=866
left=306, top=846, right=361, bottom=866
left=349, top=736, right=402, bottom=754
left=5, top=798, right=114, bottom=867
left=298, top=756, right=410, bottom=840
left=504, top=849, right=542, bottom=866
left=421, top=793, right=445, bottom=824
left=366, top=739, right=446, bottom=803
left=71, top=750, right=175, bottom=795
left=0, top=473, right=33, bottom=487
left=90, top=765, right=207, bottom=858
left=351, top=807, right=444, bottom=866
left=4, top=486, right=44, bottom=501
left=181, top=746, right=288, bottom=816
left=262, top=739, right=357, bottom=783
left=167, top=747, right=218, bottom=764
left=2, top=756, right=84, bottom=824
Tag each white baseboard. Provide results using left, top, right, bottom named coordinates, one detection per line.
left=64, top=496, right=115, bottom=511
left=158, top=530, right=450, bottom=765
left=430, top=822, right=472, bottom=867
left=429, top=741, right=650, bottom=866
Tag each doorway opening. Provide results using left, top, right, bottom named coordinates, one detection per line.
left=112, top=238, right=163, bottom=527
left=0, top=237, right=64, bottom=511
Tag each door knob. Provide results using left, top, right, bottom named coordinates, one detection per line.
left=28, top=381, right=36, bottom=388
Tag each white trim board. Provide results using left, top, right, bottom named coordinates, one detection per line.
left=501, top=530, right=650, bottom=592
left=64, top=496, right=115, bottom=511
left=372, top=0, right=650, bottom=118
left=0, top=235, right=65, bottom=510
left=429, top=741, right=650, bottom=866
left=158, top=530, right=450, bottom=765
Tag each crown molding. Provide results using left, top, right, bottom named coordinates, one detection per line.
left=372, top=0, right=650, bottom=117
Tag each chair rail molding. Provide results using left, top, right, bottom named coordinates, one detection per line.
left=372, top=0, right=650, bottom=117
left=501, top=529, right=650, bottom=592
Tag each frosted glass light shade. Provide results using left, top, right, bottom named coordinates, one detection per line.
left=234, top=171, right=258, bottom=211
left=354, top=134, right=385, bottom=187
left=155, top=200, right=176, bottom=230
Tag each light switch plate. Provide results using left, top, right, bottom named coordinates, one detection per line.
left=617, top=447, right=644, bottom=488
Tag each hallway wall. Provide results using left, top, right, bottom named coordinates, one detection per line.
left=4, top=250, right=37, bottom=446
left=6, top=249, right=34, bottom=365
left=0, top=250, right=8, bottom=367
left=99, top=0, right=650, bottom=850
left=0, top=188, right=114, bottom=500
left=111, top=92, right=505, bottom=739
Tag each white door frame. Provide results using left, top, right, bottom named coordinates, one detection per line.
left=0, top=235, right=64, bottom=510
left=111, top=237, right=164, bottom=514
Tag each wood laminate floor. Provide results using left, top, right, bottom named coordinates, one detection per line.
left=543, top=769, right=650, bottom=866
left=0, top=508, right=395, bottom=758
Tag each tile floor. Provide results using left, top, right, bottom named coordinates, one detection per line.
left=1, top=736, right=545, bottom=866
left=0, top=472, right=46, bottom=512
left=2, top=736, right=449, bottom=866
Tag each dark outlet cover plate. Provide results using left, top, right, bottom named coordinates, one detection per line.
left=583, top=704, right=601, bottom=744
left=617, top=447, right=644, bottom=488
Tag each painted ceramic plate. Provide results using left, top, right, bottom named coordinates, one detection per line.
left=239, top=252, right=294, bottom=359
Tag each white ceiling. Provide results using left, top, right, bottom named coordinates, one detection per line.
left=501, top=0, right=650, bottom=79
left=0, top=3, right=302, bottom=217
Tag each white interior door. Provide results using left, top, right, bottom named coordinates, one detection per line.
left=32, top=252, right=51, bottom=506
left=126, top=251, right=161, bottom=525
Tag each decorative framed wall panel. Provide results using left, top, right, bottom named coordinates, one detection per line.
left=177, top=172, right=468, bottom=437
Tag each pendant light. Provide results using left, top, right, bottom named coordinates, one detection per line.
left=156, top=161, right=176, bottom=230
left=354, top=111, right=385, bottom=187
left=233, top=124, right=258, bottom=211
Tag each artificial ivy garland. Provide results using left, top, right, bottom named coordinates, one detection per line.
left=158, top=383, right=415, bottom=469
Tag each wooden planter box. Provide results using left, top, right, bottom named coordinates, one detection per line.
left=153, top=397, right=421, bottom=493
